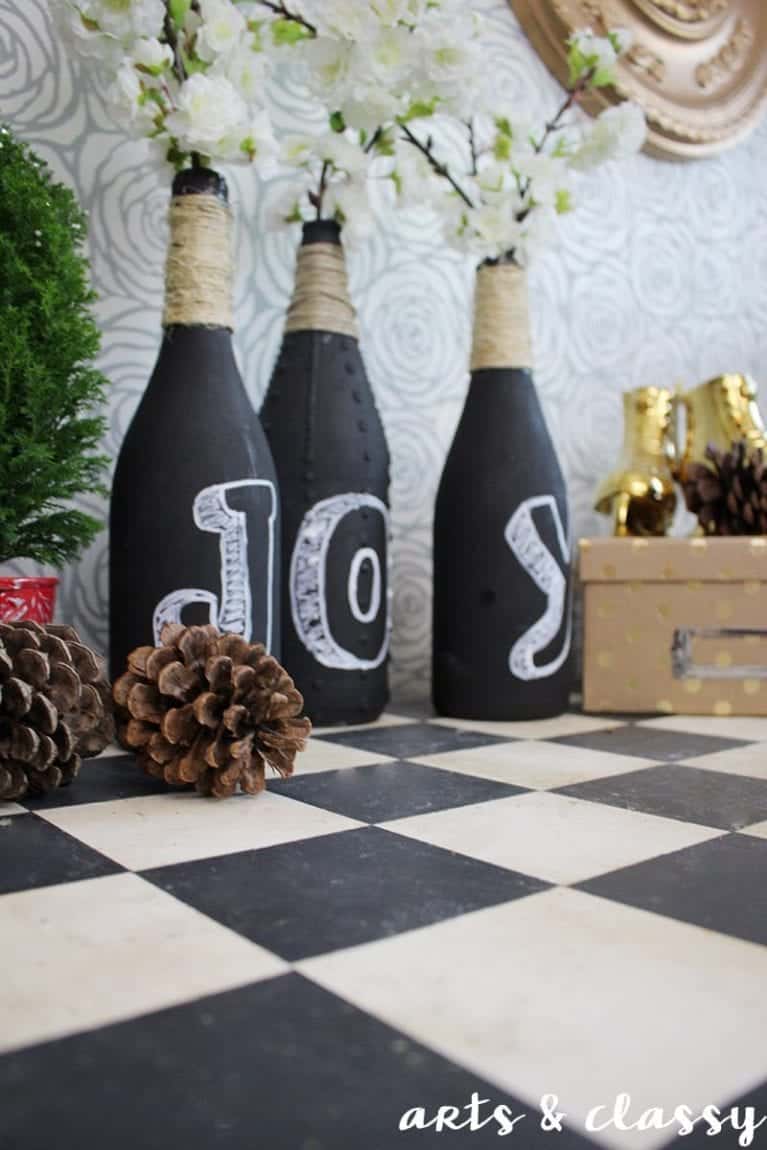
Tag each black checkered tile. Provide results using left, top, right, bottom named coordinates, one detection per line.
left=314, top=720, right=515, bottom=759
left=557, top=762, right=767, bottom=830
left=269, top=758, right=526, bottom=822
left=578, top=832, right=767, bottom=946
left=0, top=812, right=121, bottom=895
left=3, top=710, right=767, bottom=1149
left=144, top=824, right=546, bottom=960
left=554, top=724, right=749, bottom=762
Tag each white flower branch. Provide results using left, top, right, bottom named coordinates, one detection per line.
left=399, top=122, right=475, bottom=209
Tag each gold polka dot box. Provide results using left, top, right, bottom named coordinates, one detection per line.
left=580, top=537, right=767, bottom=717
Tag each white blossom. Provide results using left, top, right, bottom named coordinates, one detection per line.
left=341, top=91, right=401, bottom=135
left=388, top=137, right=442, bottom=208
left=52, top=1, right=124, bottom=63
left=266, top=184, right=308, bottom=231
left=365, top=26, right=414, bottom=86
left=195, top=0, right=247, bottom=63
left=326, top=178, right=375, bottom=246
left=459, top=201, right=521, bottom=262
left=318, top=132, right=370, bottom=177
left=568, top=29, right=618, bottom=77
left=517, top=206, right=559, bottom=265
left=514, top=153, right=571, bottom=209
left=165, top=73, right=250, bottom=157
left=413, top=14, right=483, bottom=112
left=109, top=58, right=159, bottom=132
left=132, top=37, right=173, bottom=73
left=301, top=36, right=355, bottom=103
left=280, top=134, right=319, bottom=169
left=72, top=0, right=165, bottom=43
left=214, top=44, right=271, bottom=105
left=570, top=101, right=646, bottom=170
left=308, top=0, right=380, bottom=40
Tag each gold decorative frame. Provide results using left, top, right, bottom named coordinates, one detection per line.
left=509, top=0, right=767, bottom=159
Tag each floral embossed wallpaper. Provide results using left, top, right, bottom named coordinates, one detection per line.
left=3, top=0, right=767, bottom=699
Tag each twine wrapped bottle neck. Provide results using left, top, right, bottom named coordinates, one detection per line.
left=285, top=227, right=358, bottom=339
left=163, top=192, right=234, bottom=331
left=470, top=262, right=533, bottom=372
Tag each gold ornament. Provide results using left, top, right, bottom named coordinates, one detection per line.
left=679, top=374, right=766, bottom=482
left=594, top=386, right=677, bottom=536
left=508, top=0, right=767, bottom=159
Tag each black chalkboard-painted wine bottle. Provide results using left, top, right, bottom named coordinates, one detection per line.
left=109, top=167, right=280, bottom=679
left=432, top=261, right=573, bottom=720
left=261, top=220, right=390, bottom=726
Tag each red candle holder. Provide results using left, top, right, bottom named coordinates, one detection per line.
left=0, top=577, right=59, bottom=625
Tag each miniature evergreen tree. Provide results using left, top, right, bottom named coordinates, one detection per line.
left=0, top=124, right=108, bottom=566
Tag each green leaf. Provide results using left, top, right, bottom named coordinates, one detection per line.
left=493, top=134, right=512, bottom=161
left=166, top=139, right=189, bottom=170
left=555, top=188, right=573, bottom=214
left=271, top=18, right=313, bottom=45
left=375, top=132, right=395, bottom=157
left=139, top=87, right=166, bottom=108
left=398, top=98, right=439, bottom=123
left=607, top=31, right=624, bottom=55
left=180, top=47, right=209, bottom=75
left=169, top=0, right=191, bottom=27
left=591, top=67, right=615, bottom=88
left=330, top=110, right=347, bottom=133
left=247, top=19, right=266, bottom=51
left=566, top=43, right=586, bottom=86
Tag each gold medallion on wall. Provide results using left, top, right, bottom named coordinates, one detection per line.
left=509, top=0, right=767, bottom=158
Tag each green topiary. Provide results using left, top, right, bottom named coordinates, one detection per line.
left=0, top=124, right=108, bottom=566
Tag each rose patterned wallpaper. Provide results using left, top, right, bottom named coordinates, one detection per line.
left=3, top=0, right=767, bottom=700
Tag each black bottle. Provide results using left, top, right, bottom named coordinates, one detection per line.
left=109, top=167, right=280, bottom=678
left=432, top=260, right=573, bottom=719
left=261, top=220, right=390, bottom=725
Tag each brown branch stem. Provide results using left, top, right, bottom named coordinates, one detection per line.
left=258, top=0, right=317, bottom=34
left=309, top=160, right=330, bottom=219
left=163, top=1, right=187, bottom=87
left=533, top=69, right=594, bottom=154
left=399, top=123, right=475, bottom=209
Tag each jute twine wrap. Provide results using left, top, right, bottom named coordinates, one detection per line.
left=163, top=194, right=234, bottom=330
left=285, top=242, right=359, bottom=339
left=471, top=263, right=533, bottom=371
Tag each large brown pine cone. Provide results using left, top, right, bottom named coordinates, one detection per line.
left=114, top=624, right=312, bottom=799
left=0, top=621, right=115, bottom=801
left=682, top=440, right=767, bottom=536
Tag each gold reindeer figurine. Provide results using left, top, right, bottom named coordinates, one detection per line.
left=678, top=374, right=766, bottom=482
left=595, top=386, right=677, bottom=537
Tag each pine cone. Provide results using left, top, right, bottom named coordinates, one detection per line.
left=0, top=621, right=115, bottom=801
left=113, top=624, right=312, bottom=799
left=682, top=440, right=767, bottom=536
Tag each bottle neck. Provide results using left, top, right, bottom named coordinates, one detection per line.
left=163, top=191, right=234, bottom=331
left=471, top=262, right=532, bottom=373
left=285, top=229, right=358, bottom=339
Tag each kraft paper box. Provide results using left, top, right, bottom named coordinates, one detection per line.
left=580, top=536, right=767, bottom=716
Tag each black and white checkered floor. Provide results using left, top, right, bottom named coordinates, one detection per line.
left=2, top=709, right=767, bottom=1150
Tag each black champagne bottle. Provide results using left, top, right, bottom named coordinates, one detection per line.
left=432, top=260, right=573, bottom=719
left=110, top=167, right=280, bottom=678
left=261, top=220, right=390, bottom=725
